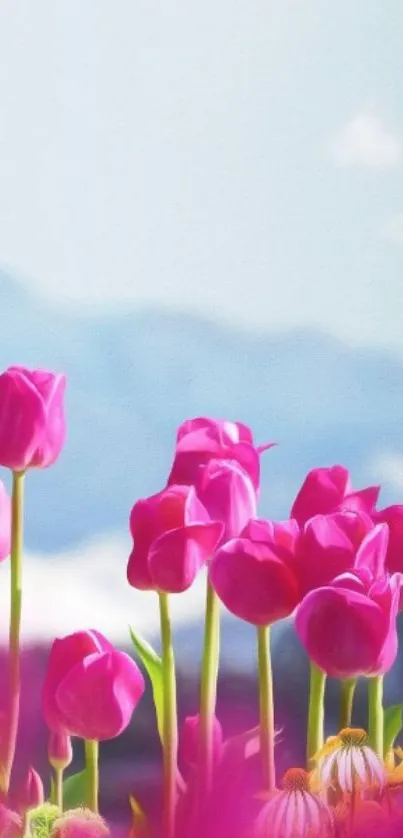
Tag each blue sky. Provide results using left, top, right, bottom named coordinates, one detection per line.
left=0, top=0, right=402, bottom=350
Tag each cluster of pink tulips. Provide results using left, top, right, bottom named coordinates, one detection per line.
left=2, top=366, right=403, bottom=837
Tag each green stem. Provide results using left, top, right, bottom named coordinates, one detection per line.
left=257, top=625, right=276, bottom=792
left=54, top=767, right=64, bottom=811
left=368, top=675, right=384, bottom=757
left=159, top=593, right=177, bottom=838
left=307, top=662, right=326, bottom=768
left=198, top=580, right=220, bottom=797
left=3, top=471, right=25, bottom=792
left=339, top=678, right=357, bottom=730
left=84, top=739, right=99, bottom=813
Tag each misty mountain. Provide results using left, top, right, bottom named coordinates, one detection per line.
left=1, top=268, right=403, bottom=552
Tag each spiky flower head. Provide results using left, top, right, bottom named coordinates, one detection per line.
left=51, top=807, right=109, bottom=838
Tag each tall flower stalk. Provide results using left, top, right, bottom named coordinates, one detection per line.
left=340, top=678, right=357, bottom=729
left=368, top=675, right=384, bottom=758
left=307, top=662, right=326, bottom=767
left=159, top=592, right=178, bottom=838
left=3, top=471, right=25, bottom=792
left=84, top=740, right=99, bottom=813
left=257, top=625, right=276, bottom=791
left=198, top=579, right=221, bottom=797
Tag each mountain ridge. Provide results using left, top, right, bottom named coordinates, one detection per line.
left=0, top=268, right=402, bottom=551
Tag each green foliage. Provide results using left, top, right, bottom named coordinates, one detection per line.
left=129, top=626, right=164, bottom=743
left=62, top=770, right=87, bottom=809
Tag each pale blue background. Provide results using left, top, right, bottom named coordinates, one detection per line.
left=0, top=1, right=403, bottom=654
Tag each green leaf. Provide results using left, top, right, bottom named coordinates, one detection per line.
left=129, top=626, right=164, bottom=743
left=62, top=769, right=87, bottom=809
left=384, top=704, right=403, bottom=755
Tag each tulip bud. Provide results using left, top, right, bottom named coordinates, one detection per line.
left=16, top=766, right=44, bottom=814
left=179, top=713, right=223, bottom=768
left=51, top=807, right=110, bottom=837
left=48, top=731, right=73, bottom=771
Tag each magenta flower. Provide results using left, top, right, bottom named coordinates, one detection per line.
left=195, top=459, right=257, bottom=541
left=374, top=505, right=403, bottom=574
left=16, top=766, right=44, bottom=813
left=209, top=518, right=300, bottom=626
left=0, top=804, right=22, bottom=838
left=48, top=730, right=73, bottom=770
left=295, top=510, right=373, bottom=597
left=127, top=484, right=223, bottom=593
left=291, top=465, right=380, bottom=527
left=0, top=366, right=66, bottom=471
left=52, top=809, right=110, bottom=837
left=0, top=480, right=11, bottom=561
left=179, top=713, right=223, bottom=769
left=42, top=630, right=145, bottom=740
left=167, top=416, right=273, bottom=491
left=295, top=525, right=403, bottom=678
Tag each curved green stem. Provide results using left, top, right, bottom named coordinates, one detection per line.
left=339, top=678, right=357, bottom=730
left=198, top=580, right=220, bottom=797
left=257, top=625, right=276, bottom=792
left=3, top=471, right=25, bottom=792
left=159, top=592, right=178, bottom=838
left=84, top=739, right=99, bottom=813
left=368, top=675, right=384, bottom=758
left=307, top=662, right=326, bottom=767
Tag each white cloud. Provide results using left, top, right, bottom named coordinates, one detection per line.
left=0, top=534, right=208, bottom=646
left=332, top=110, right=401, bottom=170
left=0, top=533, right=291, bottom=672
left=370, top=451, right=403, bottom=493
left=382, top=214, right=403, bottom=246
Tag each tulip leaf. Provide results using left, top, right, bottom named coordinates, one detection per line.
left=384, top=704, right=403, bottom=756
left=62, top=769, right=87, bottom=809
left=129, top=626, right=164, bottom=743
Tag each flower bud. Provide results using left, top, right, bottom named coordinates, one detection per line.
left=48, top=731, right=73, bottom=771
left=16, top=766, right=44, bottom=814
left=179, top=713, right=223, bottom=768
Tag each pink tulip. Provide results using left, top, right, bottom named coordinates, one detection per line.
left=291, top=465, right=380, bottom=527
left=0, top=366, right=66, bottom=471
left=209, top=518, right=300, bottom=625
left=195, top=459, right=257, bottom=541
left=16, top=766, right=44, bottom=813
left=295, top=525, right=403, bottom=678
left=374, top=505, right=403, bottom=574
left=42, top=630, right=145, bottom=740
left=0, top=480, right=11, bottom=561
left=167, top=417, right=274, bottom=491
left=127, top=485, right=223, bottom=593
left=179, top=713, right=223, bottom=769
left=0, top=804, right=22, bottom=838
left=48, top=731, right=73, bottom=770
left=295, top=510, right=373, bottom=596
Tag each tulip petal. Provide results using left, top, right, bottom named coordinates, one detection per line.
left=295, top=586, right=390, bottom=678
left=291, top=466, right=350, bottom=526
left=56, top=650, right=145, bottom=740
left=148, top=523, right=223, bottom=593
left=42, top=630, right=114, bottom=732
left=210, top=537, right=300, bottom=625
left=355, top=524, right=389, bottom=579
